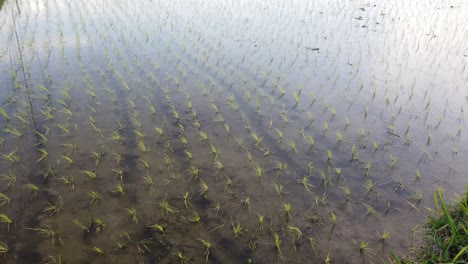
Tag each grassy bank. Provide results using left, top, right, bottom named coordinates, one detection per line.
left=395, top=187, right=468, bottom=263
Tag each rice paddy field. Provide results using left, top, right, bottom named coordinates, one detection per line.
left=0, top=0, right=467, bottom=263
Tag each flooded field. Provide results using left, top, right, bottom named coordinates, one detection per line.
left=0, top=0, right=467, bottom=263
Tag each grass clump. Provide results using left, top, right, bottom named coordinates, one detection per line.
left=396, top=187, right=468, bottom=263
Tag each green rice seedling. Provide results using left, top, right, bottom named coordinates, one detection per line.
left=256, top=213, right=265, bottom=234
left=109, top=131, right=125, bottom=144
left=184, top=149, right=193, bottom=160
left=113, top=183, right=125, bottom=196
left=287, top=225, right=303, bottom=249
left=0, top=107, right=10, bottom=121
left=182, top=192, right=191, bottom=209
left=143, top=173, right=153, bottom=188
left=255, top=165, right=264, bottom=181
left=334, top=168, right=342, bottom=179
left=288, top=140, right=297, bottom=153
left=57, top=124, right=71, bottom=136
left=336, top=130, right=343, bottom=142
left=306, top=112, right=314, bottom=128
left=4, top=126, right=22, bottom=137
left=359, top=241, right=370, bottom=256
left=363, top=203, right=383, bottom=220
left=173, top=251, right=189, bottom=264
left=87, top=191, right=102, bottom=206
left=60, top=154, right=73, bottom=166
left=25, top=183, right=39, bottom=197
left=224, top=176, right=233, bottom=192
left=378, top=231, right=390, bottom=251
left=188, top=166, right=200, bottom=181
left=157, top=197, right=178, bottom=215
left=410, top=191, right=423, bottom=205
left=345, top=116, right=350, bottom=127
left=0, top=214, right=12, bottom=231
left=44, top=196, right=64, bottom=216
left=224, top=123, right=230, bottom=134
left=146, top=223, right=165, bottom=238
left=91, top=151, right=102, bottom=166
left=414, top=169, right=421, bottom=181
left=373, top=141, right=379, bottom=152
left=61, top=142, right=78, bottom=156
left=0, top=241, right=8, bottom=255
left=141, top=158, right=151, bottom=170
left=241, top=196, right=251, bottom=211
left=197, top=239, right=212, bottom=263
left=251, top=132, right=263, bottom=147
left=35, top=130, right=48, bottom=145
left=281, top=203, right=292, bottom=220
left=199, top=131, right=209, bottom=143
left=58, top=175, right=74, bottom=190
left=340, top=186, right=351, bottom=203
left=273, top=181, right=285, bottom=196
left=82, top=170, right=97, bottom=179
left=125, top=208, right=138, bottom=224
left=0, top=193, right=10, bottom=207
left=394, top=177, right=406, bottom=192
left=300, top=176, right=314, bottom=192
left=1, top=150, right=20, bottom=164
left=364, top=179, right=375, bottom=195
left=364, top=161, right=372, bottom=177
left=273, top=232, right=283, bottom=259
left=37, top=148, right=48, bottom=163
left=90, top=246, right=105, bottom=255
left=351, top=145, right=357, bottom=160
left=1, top=170, right=16, bottom=188
left=200, top=179, right=209, bottom=197
left=323, top=122, right=329, bottom=135
left=389, top=155, right=398, bottom=169
left=210, top=144, right=218, bottom=159
left=275, top=128, right=283, bottom=143
left=113, top=169, right=124, bottom=181
left=25, top=225, right=60, bottom=244
left=231, top=219, right=244, bottom=238
left=137, top=139, right=150, bottom=152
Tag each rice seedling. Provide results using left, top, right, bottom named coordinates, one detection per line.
left=323, top=122, right=329, bottom=135
left=373, top=141, right=378, bottom=152
left=25, top=183, right=40, bottom=197
left=281, top=203, right=292, bottom=220
left=287, top=225, right=303, bottom=249
left=300, top=176, right=314, bottom=192
left=336, top=130, right=343, bottom=142
left=173, top=251, right=189, bottom=264
left=241, top=196, right=251, bottom=211
left=389, top=155, right=398, bottom=169
left=364, top=161, right=372, bottom=177
left=251, top=132, right=263, bottom=147
left=137, top=139, right=150, bottom=152
left=125, top=208, right=138, bottom=224
left=25, top=225, right=61, bottom=244
left=188, top=166, right=200, bottom=181
left=0, top=241, right=8, bottom=255
left=364, top=179, right=375, bottom=195
left=113, top=183, right=125, bottom=197
left=288, top=140, right=297, bottom=153
left=197, top=239, right=212, bottom=263
left=231, top=219, right=244, bottom=238
left=340, top=186, right=351, bottom=203
left=60, top=154, right=73, bottom=166
left=90, top=246, right=105, bottom=255
left=58, top=175, right=75, bottom=190
left=0, top=193, right=10, bottom=207
left=87, top=190, right=102, bottom=206
left=273, top=181, right=285, bottom=196
left=378, top=231, right=390, bottom=251
left=0, top=214, right=12, bottom=231
left=273, top=232, right=283, bottom=259
left=157, top=197, right=178, bottom=215
left=363, top=203, right=383, bottom=220
left=82, top=170, right=97, bottom=179
left=146, top=223, right=165, bottom=237
left=359, top=241, right=370, bottom=256
left=199, top=131, right=209, bottom=143
left=44, top=196, right=64, bottom=216
left=1, top=170, right=16, bottom=188
left=1, top=150, right=20, bottom=164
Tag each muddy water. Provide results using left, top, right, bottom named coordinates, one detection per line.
left=0, top=0, right=467, bottom=263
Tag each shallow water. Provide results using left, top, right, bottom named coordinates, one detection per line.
left=0, top=0, right=467, bottom=263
